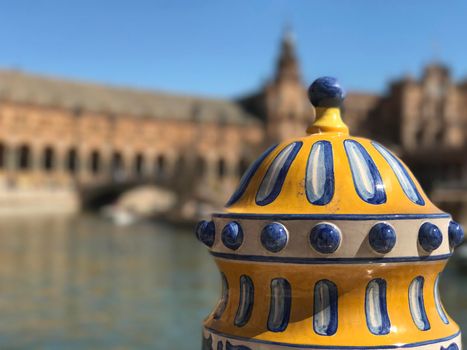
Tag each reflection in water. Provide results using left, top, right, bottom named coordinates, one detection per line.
left=0, top=215, right=218, bottom=349
left=0, top=215, right=463, bottom=349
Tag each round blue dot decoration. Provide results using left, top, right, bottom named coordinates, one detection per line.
left=418, top=222, right=443, bottom=252
left=221, top=221, right=244, bottom=250
left=448, top=220, right=464, bottom=248
left=309, top=223, right=341, bottom=254
left=196, top=220, right=215, bottom=247
left=307, top=76, right=346, bottom=107
left=261, top=223, right=288, bottom=253
left=369, top=223, right=397, bottom=254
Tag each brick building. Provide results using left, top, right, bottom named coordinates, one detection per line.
left=0, top=32, right=465, bottom=220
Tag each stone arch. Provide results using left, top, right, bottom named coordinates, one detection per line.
left=155, top=154, right=167, bottom=179
left=238, top=157, right=250, bottom=177
left=43, top=146, right=55, bottom=172
left=134, top=152, right=145, bottom=177
left=17, top=144, right=31, bottom=171
left=111, top=151, right=125, bottom=180
left=66, top=148, right=78, bottom=173
left=195, top=154, right=207, bottom=177
left=174, top=154, right=185, bottom=174
left=0, top=142, right=5, bottom=169
left=217, top=157, right=226, bottom=178
left=90, top=149, right=101, bottom=175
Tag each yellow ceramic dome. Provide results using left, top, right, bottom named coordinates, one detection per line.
left=225, top=91, right=441, bottom=217
left=198, top=77, right=464, bottom=350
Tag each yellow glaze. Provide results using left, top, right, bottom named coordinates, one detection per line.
left=306, top=107, right=349, bottom=135
left=205, top=259, right=459, bottom=347
left=227, top=134, right=442, bottom=215
left=201, top=79, right=461, bottom=350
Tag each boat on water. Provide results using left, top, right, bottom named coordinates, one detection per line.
left=100, top=205, right=137, bottom=226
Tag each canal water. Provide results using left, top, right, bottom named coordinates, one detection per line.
left=0, top=215, right=464, bottom=349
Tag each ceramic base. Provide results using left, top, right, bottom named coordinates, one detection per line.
left=203, top=328, right=461, bottom=350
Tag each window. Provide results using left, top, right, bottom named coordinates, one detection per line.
left=67, top=148, right=78, bottom=173
left=43, top=147, right=55, bottom=172
left=156, top=154, right=166, bottom=178
left=90, top=150, right=101, bottom=175
left=17, top=144, right=31, bottom=170
left=134, top=153, right=145, bottom=177
left=218, top=158, right=226, bottom=178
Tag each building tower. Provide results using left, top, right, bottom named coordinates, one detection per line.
left=264, top=28, right=311, bottom=144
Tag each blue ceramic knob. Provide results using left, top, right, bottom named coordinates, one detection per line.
left=221, top=221, right=244, bottom=250
left=418, top=222, right=443, bottom=252
left=310, top=223, right=341, bottom=254
left=448, top=220, right=464, bottom=248
left=308, top=76, right=346, bottom=108
left=261, top=223, right=288, bottom=252
left=369, top=223, right=397, bottom=254
left=196, top=220, right=215, bottom=247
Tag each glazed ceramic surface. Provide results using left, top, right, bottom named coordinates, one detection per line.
left=196, top=77, right=464, bottom=350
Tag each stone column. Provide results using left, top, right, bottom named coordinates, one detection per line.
left=5, top=143, right=16, bottom=188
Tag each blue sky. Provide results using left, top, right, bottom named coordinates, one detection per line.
left=0, top=0, right=466, bottom=98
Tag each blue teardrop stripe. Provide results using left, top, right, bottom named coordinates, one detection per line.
left=365, top=278, right=391, bottom=335
left=372, top=142, right=425, bottom=205
left=214, top=273, right=229, bottom=320
left=256, top=142, right=303, bottom=206
left=313, top=279, right=338, bottom=336
left=408, top=276, right=430, bottom=331
left=226, top=144, right=278, bottom=207
left=305, top=141, right=335, bottom=205
left=434, top=275, right=449, bottom=325
left=226, top=341, right=252, bottom=350
left=234, top=275, right=254, bottom=327
left=267, top=278, right=292, bottom=332
left=344, top=140, right=387, bottom=205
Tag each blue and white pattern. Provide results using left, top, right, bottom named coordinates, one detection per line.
left=226, top=144, right=278, bottom=207
left=448, top=220, right=464, bottom=248
left=202, top=334, right=213, bottom=350
left=234, top=275, right=254, bottom=327
left=214, top=273, right=229, bottom=320
left=309, top=223, right=341, bottom=254
left=313, top=279, right=338, bottom=336
left=372, top=142, right=424, bottom=205
left=204, top=328, right=461, bottom=350
left=409, top=276, right=430, bottom=331
left=344, top=140, right=386, bottom=205
left=256, top=142, right=302, bottom=206
left=225, top=342, right=251, bottom=350
left=368, top=223, right=397, bottom=254
left=267, top=278, right=292, bottom=332
left=418, top=222, right=443, bottom=253
left=434, top=275, right=449, bottom=324
left=306, top=141, right=334, bottom=205
left=260, top=222, right=289, bottom=253
left=221, top=222, right=244, bottom=251
left=365, top=279, right=391, bottom=335
left=196, top=220, right=216, bottom=247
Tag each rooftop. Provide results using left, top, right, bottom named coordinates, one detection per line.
left=0, top=69, right=258, bottom=125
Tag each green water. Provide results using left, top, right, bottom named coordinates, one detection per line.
left=0, top=215, right=464, bottom=349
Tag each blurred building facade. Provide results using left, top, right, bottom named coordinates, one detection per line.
left=0, top=33, right=465, bottom=220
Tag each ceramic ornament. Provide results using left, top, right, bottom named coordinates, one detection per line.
left=196, top=77, right=464, bottom=350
